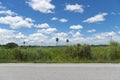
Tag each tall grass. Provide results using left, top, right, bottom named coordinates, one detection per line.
left=0, top=41, right=120, bottom=63
left=109, top=41, right=120, bottom=60
left=92, top=46, right=110, bottom=61
left=66, top=44, right=91, bottom=59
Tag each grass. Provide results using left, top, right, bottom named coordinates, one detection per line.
left=0, top=41, right=120, bottom=63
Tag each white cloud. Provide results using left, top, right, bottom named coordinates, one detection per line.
left=59, top=18, right=68, bottom=23
left=35, top=23, right=50, bottom=28
left=37, top=28, right=57, bottom=34
left=0, top=28, right=15, bottom=35
left=65, top=4, right=84, bottom=13
left=87, top=29, right=96, bottom=33
left=0, top=10, right=17, bottom=16
left=28, top=33, right=48, bottom=41
left=27, top=0, right=55, bottom=13
left=72, top=32, right=82, bottom=38
left=51, top=17, right=68, bottom=23
left=68, top=31, right=119, bottom=45
left=15, top=32, right=26, bottom=39
left=51, top=17, right=58, bottom=20
left=0, top=28, right=49, bottom=45
left=83, top=13, right=108, bottom=23
left=0, top=28, right=120, bottom=45
left=53, top=32, right=68, bottom=38
left=70, top=25, right=83, bottom=30
left=0, top=16, right=34, bottom=29
left=0, top=28, right=26, bottom=44
left=93, top=31, right=116, bottom=39
left=0, top=3, right=35, bottom=29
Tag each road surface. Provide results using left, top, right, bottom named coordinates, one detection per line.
left=0, top=63, right=120, bottom=80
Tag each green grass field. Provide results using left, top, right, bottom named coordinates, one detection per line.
left=0, top=41, right=120, bottom=63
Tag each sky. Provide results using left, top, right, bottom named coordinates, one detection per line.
left=0, top=0, right=120, bottom=46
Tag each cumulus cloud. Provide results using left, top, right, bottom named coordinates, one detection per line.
left=37, top=28, right=57, bottom=34
left=53, top=32, right=68, bottom=38
left=0, top=10, right=17, bottom=16
left=59, top=18, right=68, bottom=23
left=0, top=16, right=34, bottom=29
left=70, top=25, right=83, bottom=30
left=83, top=13, right=108, bottom=23
left=35, top=23, right=50, bottom=28
left=72, top=32, right=82, bottom=38
left=15, top=32, right=26, bottom=39
left=87, top=29, right=96, bottom=33
left=0, top=2, right=35, bottom=29
left=0, top=28, right=26, bottom=44
left=93, top=31, right=116, bottom=39
left=0, top=28, right=15, bottom=35
left=51, top=17, right=58, bottom=21
left=27, top=0, right=55, bottom=13
left=28, top=33, right=48, bottom=41
left=65, top=4, right=84, bottom=13
left=0, top=28, right=119, bottom=45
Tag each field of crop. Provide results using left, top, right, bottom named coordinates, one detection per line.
left=0, top=41, right=120, bottom=63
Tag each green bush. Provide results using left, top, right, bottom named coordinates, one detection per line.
left=5, top=42, right=18, bottom=49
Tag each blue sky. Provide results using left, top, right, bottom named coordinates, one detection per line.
left=0, top=0, right=120, bottom=46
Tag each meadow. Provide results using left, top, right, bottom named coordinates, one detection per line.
left=0, top=41, right=120, bottom=63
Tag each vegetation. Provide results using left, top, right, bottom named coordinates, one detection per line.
left=5, top=42, right=18, bottom=49
left=0, top=41, right=120, bottom=63
left=56, top=38, right=59, bottom=46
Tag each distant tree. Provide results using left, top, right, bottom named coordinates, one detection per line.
left=66, top=39, right=69, bottom=45
left=56, top=38, right=59, bottom=46
left=5, top=42, right=18, bottom=49
left=23, top=41, right=25, bottom=46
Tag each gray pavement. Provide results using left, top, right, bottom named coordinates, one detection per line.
left=0, top=63, right=120, bottom=80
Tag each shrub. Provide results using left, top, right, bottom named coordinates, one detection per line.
left=5, top=42, right=18, bottom=49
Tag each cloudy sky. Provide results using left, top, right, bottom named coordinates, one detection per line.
left=0, top=0, right=120, bottom=46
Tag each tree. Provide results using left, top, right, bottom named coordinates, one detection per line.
left=66, top=39, right=69, bottom=45
left=23, top=41, right=26, bottom=46
left=56, top=38, right=59, bottom=46
left=5, top=42, right=18, bottom=49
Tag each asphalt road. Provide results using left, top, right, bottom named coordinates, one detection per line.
left=0, top=64, right=120, bottom=80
